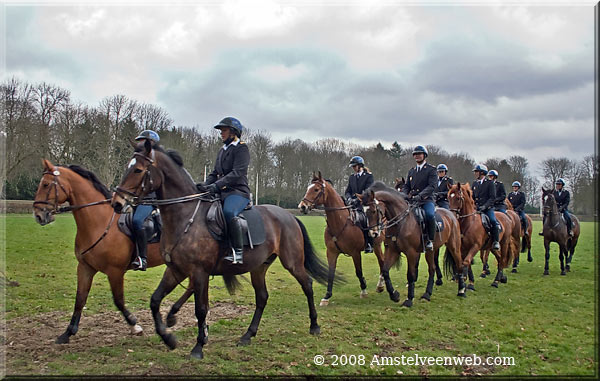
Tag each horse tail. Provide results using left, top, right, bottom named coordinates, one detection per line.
left=294, top=217, right=342, bottom=285
left=443, top=247, right=455, bottom=279
left=222, top=274, right=243, bottom=295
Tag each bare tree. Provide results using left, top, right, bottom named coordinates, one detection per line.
left=540, top=157, right=572, bottom=185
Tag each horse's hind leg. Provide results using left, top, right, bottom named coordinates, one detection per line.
left=239, top=264, right=270, bottom=346
left=480, top=250, right=490, bottom=278
left=434, top=249, right=443, bottom=286
left=151, top=267, right=184, bottom=350
left=321, top=249, right=339, bottom=306
left=56, top=262, right=97, bottom=344
left=351, top=252, right=368, bottom=298
left=106, top=267, right=143, bottom=335
left=559, top=246, right=566, bottom=275
left=402, top=251, right=419, bottom=308
left=374, top=240, right=386, bottom=292
left=166, top=280, right=194, bottom=328
left=285, top=261, right=320, bottom=335
left=190, top=270, right=210, bottom=360
left=421, top=249, right=435, bottom=301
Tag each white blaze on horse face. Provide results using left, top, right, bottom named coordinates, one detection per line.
left=128, top=158, right=136, bottom=168
left=307, top=184, right=315, bottom=190
left=450, top=193, right=455, bottom=198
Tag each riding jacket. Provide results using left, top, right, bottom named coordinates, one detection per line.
left=508, top=191, right=526, bottom=212
left=401, top=163, right=437, bottom=204
left=493, top=181, right=507, bottom=208
left=434, top=175, right=454, bottom=204
left=471, top=178, right=496, bottom=211
left=553, top=189, right=570, bottom=212
left=205, top=140, right=251, bottom=199
left=344, top=171, right=374, bottom=202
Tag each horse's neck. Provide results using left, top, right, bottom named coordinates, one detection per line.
left=66, top=174, right=113, bottom=235
left=386, top=198, right=413, bottom=233
left=323, top=187, right=350, bottom=231
left=546, top=203, right=560, bottom=227
left=157, top=160, right=202, bottom=230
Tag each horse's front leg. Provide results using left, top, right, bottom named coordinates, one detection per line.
left=373, top=238, right=386, bottom=292
left=56, top=262, right=97, bottom=344
left=543, top=239, right=551, bottom=276
left=381, top=246, right=401, bottom=303
left=150, top=266, right=184, bottom=350
left=190, top=269, right=210, bottom=360
left=402, top=250, right=419, bottom=307
left=320, top=248, right=339, bottom=306
left=351, top=251, right=368, bottom=298
left=480, top=249, right=490, bottom=278
left=239, top=264, right=270, bottom=346
left=106, top=267, right=143, bottom=335
left=462, top=247, right=479, bottom=291
left=421, top=247, right=436, bottom=301
left=166, top=279, right=194, bottom=328
left=559, top=245, right=566, bottom=276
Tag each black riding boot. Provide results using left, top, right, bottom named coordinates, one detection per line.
left=133, top=228, right=148, bottom=271
left=491, top=225, right=500, bottom=251
left=425, top=217, right=436, bottom=251
left=363, top=231, right=374, bottom=253
left=225, top=216, right=244, bottom=264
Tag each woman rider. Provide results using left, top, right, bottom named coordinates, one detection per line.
left=344, top=156, right=375, bottom=252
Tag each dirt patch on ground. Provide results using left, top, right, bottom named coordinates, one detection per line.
left=3, top=301, right=251, bottom=375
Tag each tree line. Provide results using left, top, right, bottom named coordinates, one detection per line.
left=1, top=78, right=597, bottom=215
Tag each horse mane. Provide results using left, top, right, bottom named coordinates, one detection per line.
left=67, top=165, right=112, bottom=199
left=140, top=143, right=185, bottom=167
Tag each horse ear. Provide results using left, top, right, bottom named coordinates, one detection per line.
left=356, top=193, right=363, bottom=201
left=144, top=139, right=152, bottom=154
left=447, top=181, right=451, bottom=190
left=402, top=177, right=405, bottom=183
left=318, top=171, right=322, bottom=180
left=457, top=182, right=461, bottom=189
left=42, top=159, right=54, bottom=171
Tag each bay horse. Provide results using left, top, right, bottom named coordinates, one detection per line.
left=480, top=199, right=532, bottom=276
left=541, top=187, right=580, bottom=275
left=447, top=183, right=514, bottom=288
left=359, top=182, right=465, bottom=306
left=298, top=172, right=384, bottom=306
left=111, top=140, right=328, bottom=359
left=33, top=159, right=193, bottom=344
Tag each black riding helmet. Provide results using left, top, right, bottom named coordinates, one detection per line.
left=214, top=117, right=244, bottom=138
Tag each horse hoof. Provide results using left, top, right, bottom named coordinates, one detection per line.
left=391, top=291, right=400, bottom=303
left=376, top=286, right=384, bottom=293
left=458, top=291, right=467, bottom=298
left=435, top=279, right=443, bottom=286
left=190, top=346, right=203, bottom=360
left=543, top=270, right=549, bottom=276
left=501, top=276, right=507, bottom=284
left=480, top=272, right=487, bottom=278
left=130, top=324, right=143, bottom=335
left=401, top=299, right=413, bottom=308
left=560, top=271, right=566, bottom=276
left=360, top=290, right=368, bottom=298
left=310, top=325, right=321, bottom=335
left=511, top=268, right=518, bottom=273
left=319, top=299, right=329, bottom=307
left=237, top=338, right=251, bottom=346
left=527, top=256, right=533, bottom=263
left=166, top=314, right=177, bottom=328
left=566, top=265, right=571, bottom=272
left=163, top=334, right=177, bottom=350
left=491, top=282, right=498, bottom=288
left=55, top=333, right=70, bottom=344
left=466, top=284, right=476, bottom=291
left=420, top=293, right=431, bottom=301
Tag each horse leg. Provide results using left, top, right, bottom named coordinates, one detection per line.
left=462, top=248, right=478, bottom=291
left=512, top=251, right=520, bottom=273
left=150, top=266, right=184, bottom=350
left=285, top=260, right=321, bottom=336
left=421, top=248, right=435, bottom=301
left=320, top=249, right=339, bottom=306
left=190, top=270, right=210, bottom=360
left=351, top=252, right=368, bottom=298
left=56, top=262, right=97, bottom=344
left=490, top=248, right=504, bottom=288
left=382, top=250, right=401, bottom=303
left=559, top=246, right=566, bottom=276
left=239, top=264, right=270, bottom=346
left=106, top=267, right=143, bottom=335
left=566, top=239, right=576, bottom=271
left=480, top=250, right=490, bottom=278
left=402, top=251, right=418, bottom=307
left=434, top=248, right=443, bottom=286
left=527, top=234, right=533, bottom=263
left=166, top=280, right=194, bottom=328
left=374, top=240, right=386, bottom=293
left=543, top=240, right=550, bottom=276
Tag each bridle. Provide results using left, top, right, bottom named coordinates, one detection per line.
left=449, top=189, right=477, bottom=219
left=364, top=197, right=386, bottom=235
left=302, top=181, right=352, bottom=212
left=33, top=168, right=110, bottom=214
left=115, top=151, right=159, bottom=205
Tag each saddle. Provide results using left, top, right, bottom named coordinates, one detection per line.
left=206, top=200, right=266, bottom=249
left=412, top=206, right=444, bottom=237
left=480, top=213, right=503, bottom=236
left=117, top=208, right=162, bottom=245
left=350, top=207, right=369, bottom=231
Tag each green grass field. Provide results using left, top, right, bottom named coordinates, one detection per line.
left=3, top=214, right=598, bottom=376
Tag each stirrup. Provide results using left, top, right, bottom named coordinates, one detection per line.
left=132, top=257, right=147, bottom=271
left=224, top=248, right=243, bottom=264
left=364, top=243, right=373, bottom=253
left=492, top=241, right=500, bottom=250
left=425, top=240, right=434, bottom=251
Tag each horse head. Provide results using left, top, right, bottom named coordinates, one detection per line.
left=112, top=139, right=163, bottom=214
left=394, top=177, right=405, bottom=192
left=541, top=187, right=557, bottom=216
left=33, top=159, right=73, bottom=225
left=448, top=182, right=474, bottom=215
left=298, top=171, right=328, bottom=214
left=358, top=190, right=386, bottom=238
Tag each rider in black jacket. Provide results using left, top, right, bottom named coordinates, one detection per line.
left=488, top=170, right=507, bottom=214
left=433, top=164, right=454, bottom=209
left=471, top=164, right=500, bottom=250
left=344, top=155, right=375, bottom=253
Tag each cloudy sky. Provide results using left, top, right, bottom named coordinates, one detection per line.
left=4, top=1, right=596, bottom=174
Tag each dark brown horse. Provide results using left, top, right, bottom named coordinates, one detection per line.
left=541, top=188, right=580, bottom=275
left=33, top=159, right=193, bottom=344
left=298, top=172, right=384, bottom=306
left=359, top=182, right=465, bottom=306
left=480, top=199, right=532, bottom=276
left=447, top=183, right=514, bottom=288
left=111, top=141, right=328, bottom=359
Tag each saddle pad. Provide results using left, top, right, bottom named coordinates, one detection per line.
left=206, top=202, right=266, bottom=247
left=117, top=210, right=161, bottom=244
left=480, top=213, right=502, bottom=234
left=413, top=207, right=444, bottom=232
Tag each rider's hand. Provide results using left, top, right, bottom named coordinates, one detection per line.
left=412, top=194, right=422, bottom=203
left=206, top=183, right=219, bottom=195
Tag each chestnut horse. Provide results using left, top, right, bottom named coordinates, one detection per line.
left=298, top=172, right=384, bottom=306
left=447, top=183, right=514, bottom=288
left=33, top=159, right=192, bottom=344
left=480, top=199, right=532, bottom=276
left=359, top=182, right=465, bottom=306
left=541, top=187, right=580, bottom=275
left=112, top=141, right=328, bottom=359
